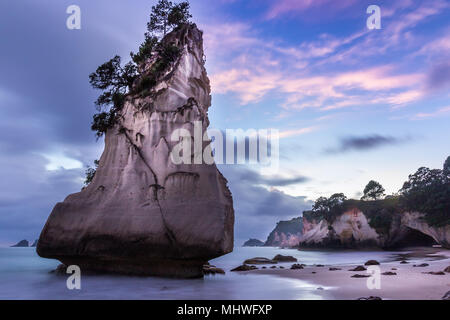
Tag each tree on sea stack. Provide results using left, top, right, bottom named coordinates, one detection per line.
left=37, top=0, right=234, bottom=278
left=362, top=180, right=385, bottom=201
left=147, top=0, right=192, bottom=38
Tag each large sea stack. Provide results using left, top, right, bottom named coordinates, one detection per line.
left=37, top=24, right=234, bottom=278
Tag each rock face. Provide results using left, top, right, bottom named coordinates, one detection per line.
left=37, top=24, right=234, bottom=278
left=242, top=239, right=264, bottom=247
left=11, top=240, right=29, bottom=247
left=264, top=217, right=303, bottom=247
left=299, top=208, right=448, bottom=249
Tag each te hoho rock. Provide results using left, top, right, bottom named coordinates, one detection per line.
left=37, top=24, right=234, bottom=278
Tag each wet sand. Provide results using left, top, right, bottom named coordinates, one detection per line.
left=248, top=248, right=450, bottom=300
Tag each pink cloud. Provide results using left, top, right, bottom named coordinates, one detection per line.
left=266, top=0, right=357, bottom=20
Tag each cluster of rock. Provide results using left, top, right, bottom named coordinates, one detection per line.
left=37, top=24, right=234, bottom=278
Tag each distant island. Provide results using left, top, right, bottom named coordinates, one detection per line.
left=10, top=239, right=38, bottom=247
left=11, top=240, right=29, bottom=247
left=242, top=239, right=264, bottom=247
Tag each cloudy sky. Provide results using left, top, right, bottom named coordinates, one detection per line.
left=0, top=0, right=449, bottom=245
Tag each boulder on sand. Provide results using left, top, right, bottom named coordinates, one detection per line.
left=244, top=257, right=277, bottom=265
left=272, top=254, right=297, bottom=262
left=349, top=266, right=367, bottom=271
left=364, top=260, right=380, bottom=266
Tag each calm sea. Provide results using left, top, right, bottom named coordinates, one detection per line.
left=0, top=246, right=410, bottom=300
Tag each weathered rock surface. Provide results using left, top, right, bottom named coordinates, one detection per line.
left=11, top=240, right=29, bottom=247
left=264, top=217, right=303, bottom=247
left=242, top=239, right=264, bottom=247
left=37, top=24, right=234, bottom=278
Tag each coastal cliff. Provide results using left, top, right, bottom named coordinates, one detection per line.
left=37, top=24, right=234, bottom=278
left=300, top=206, right=449, bottom=249
left=265, top=217, right=303, bottom=247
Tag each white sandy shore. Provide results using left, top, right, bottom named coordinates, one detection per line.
left=247, top=248, right=450, bottom=300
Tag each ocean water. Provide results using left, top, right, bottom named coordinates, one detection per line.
left=0, top=246, right=413, bottom=300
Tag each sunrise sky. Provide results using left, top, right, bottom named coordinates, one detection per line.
left=0, top=0, right=449, bottom=244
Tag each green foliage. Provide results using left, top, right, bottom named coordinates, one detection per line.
left=400, top=164, right=450, bottom=227
left=309, top=193, right=348, bottom=223
left=89, top=1, right=191, bottom=138
left=362, top=180, right=385, bottom=201
left=84, top=160, right=100, bottom=186
left=89, top=56, right=137, bottom=138
left=131, top=36, right=159, bottom=65
left=132, top=43, right=181, bottom=96
left=147, top=0, right=191, bottom=38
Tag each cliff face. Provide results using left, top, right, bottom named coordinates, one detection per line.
left=300, top=209, right=449, bottom=249
left=264, top=217, right=303, bottom=247
left=37, top=25, right=234, bottom=278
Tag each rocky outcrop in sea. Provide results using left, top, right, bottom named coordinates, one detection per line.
left=37, top=24, right=234, bottom=278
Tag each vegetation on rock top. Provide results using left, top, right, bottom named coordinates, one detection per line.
left=89, top=0, right=192, bottom=138
left=304, top=155, right=450, bottom=231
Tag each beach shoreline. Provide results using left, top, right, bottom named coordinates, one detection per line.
left=246, top=247, right=450, bottom=300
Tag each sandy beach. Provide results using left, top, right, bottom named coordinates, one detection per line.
left=247, top=248, right=450, bottom=300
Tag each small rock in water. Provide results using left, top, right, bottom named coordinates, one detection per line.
left=50, top=264, right=67, bottom=275
left=364, top=260, right=380, bottom=266
left=400, top=260, right=409, bottom=264
left=203, top=265, right=225, bottom=275
left=244, top=257, right=277, bottom=265
left=317, top=287, right=324, bottom=290
left=382, top=272, right=397, bottom=276
left=291, top=264, right=304, bottom=270
left=413, top=263, right=429, bottom=267
left=349, top=266, right=367, bottom=272
left=311, top=272, right=317, bottom=274
left=391, top=268, right=397, bottom=270
left=351, top=274, right=371, bottom=278
left=315, top=264, right=325, bottom=267
left=329, top=267, right=341, bottom=271
left=357, top=296, right=382, bottom=300
left=270, top=266, right=277, bottom=269
left=231, top=265, right=258, bottom=272
left=272, top=254, right=297, bottom=262
left=444, top=266, right=450, bottom=273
